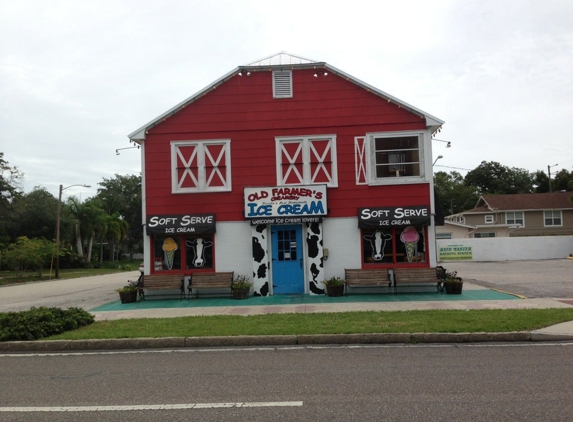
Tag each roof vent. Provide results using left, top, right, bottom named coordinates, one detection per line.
left=273, top=70, right=292, bottom=98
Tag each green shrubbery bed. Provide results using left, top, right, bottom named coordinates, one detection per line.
left=0, top=307, right=95, bottom=341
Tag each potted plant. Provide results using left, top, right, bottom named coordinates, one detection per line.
left=116, top=280, right=139, bottom=303
left=324, top=276, right=345, bottom=297
left=442, top=270, right=463, bottom=295
left=231, top=274, right=253, bottom=299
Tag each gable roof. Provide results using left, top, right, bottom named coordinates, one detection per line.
left=467, top=192, right=573, bottom=213
left=128, top=51, right=444, bottom=141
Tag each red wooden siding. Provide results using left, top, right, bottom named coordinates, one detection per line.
left=144, top=69, right=428, bottom=221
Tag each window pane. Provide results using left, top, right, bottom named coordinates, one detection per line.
left=373, top=136, right=420, bottom=178
left=185, top=236, right=213, bottom=269
left=153, top=236, right=181, bottom=271
left=397, top=226, right=426, bottom=263
left=363, top=229, right=393, bottom=264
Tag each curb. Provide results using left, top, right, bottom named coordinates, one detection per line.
left=1, top=331, right=570, bottom=353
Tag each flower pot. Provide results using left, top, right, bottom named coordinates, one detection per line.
left=119, top=290, right=137, bottom=303
left=443, top=282, right=463, bottom=295
left=232, top=288, right=250, bottom=300
left=326, top=284, right=344, bottom=297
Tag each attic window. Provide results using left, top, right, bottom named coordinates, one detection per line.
left=273, top=70, right=292, bottom=98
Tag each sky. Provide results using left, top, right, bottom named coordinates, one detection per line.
left=1, top=0, right=572, bottom=200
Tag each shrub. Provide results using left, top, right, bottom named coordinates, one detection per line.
left=0, top=307, right=95, bottom=342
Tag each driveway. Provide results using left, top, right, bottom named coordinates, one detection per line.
left=0, top=271, right=140, bottom=313
left=444, top=259, right=573, bottom=299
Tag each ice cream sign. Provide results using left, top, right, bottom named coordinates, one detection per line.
left=358, top=206, right=431, bottom=228
left=146, top=214, right=216, bottom=235
left=244, top=185, right=327, bottom=222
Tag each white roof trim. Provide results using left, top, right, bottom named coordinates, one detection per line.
left=246, top=51, right=319, bottom=66
left=129, top=55, right=444, bottom=142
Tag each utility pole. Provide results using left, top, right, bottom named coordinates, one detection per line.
left=547, top=163, right=559, bottom=193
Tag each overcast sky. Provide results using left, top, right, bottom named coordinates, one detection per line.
left=1, top=0, right=572, bottom=200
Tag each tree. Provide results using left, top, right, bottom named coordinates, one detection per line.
left=0, top=153, right=24, bottom=239
left=552, top=169, right=573, bottom=192
left=464, top=161, right=534, bottom=195
left=3, top=236, right=54, bottom=276
left=104, top=212, right=129, bottom=262
left=96, top=174, right=142, bottom=259
left=9, top=187, right=59, bottom=241
left=434, top=171, right=480, bottom=215
left=532, top=170, right=550, bottom=193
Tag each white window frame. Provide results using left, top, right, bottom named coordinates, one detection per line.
left=485, top=214, right=494, bottom=224
left=506, top=211, right=524, bottom=226
left=544, top=210, right=562, bottom=227
left=171, top=140, right=232, bottom=193
left=367, top=131, right=426, bottom=185
left=275, top=135, right=338, bottom=187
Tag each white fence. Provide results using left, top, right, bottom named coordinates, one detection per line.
left=437, top=235, right=573, bottom=262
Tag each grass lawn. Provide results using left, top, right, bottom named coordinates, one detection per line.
left=47, top=308, right=573, bottom=340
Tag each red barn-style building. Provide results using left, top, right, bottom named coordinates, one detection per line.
left=129, top=52, right=444, bottom=296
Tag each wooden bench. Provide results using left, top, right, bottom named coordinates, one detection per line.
left=188, top=271, right=234, bottom=299
left=391, top=267, right=443, bottom=293
left=344, top=269, right=392, bottom=295
left=138, top=274, right=185, bottom=301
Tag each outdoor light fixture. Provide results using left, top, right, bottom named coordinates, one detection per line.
left=313, top=71, right=328, bottom=77
left=433, top=155, right=444, bottom=166
left=55, top=184, right=91, bottom=279
left=433, top=138, right=451, bottom=148
left=116, top=145, right=140, bottom=155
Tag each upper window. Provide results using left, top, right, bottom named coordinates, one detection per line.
left=506, top=211, right=524, bottom=226
left=485, top=215, right=494, bottom=224
left=544, top=210, right=562, bottom=227
left=276, top=135, right=337, bottom=187
left=368, top=132, right=424, bottom=184
left=171, top=140, right=231, bottom=193
left=474, top=232, right=496, bottom=238
left=273, top=70, right=292, bottom=98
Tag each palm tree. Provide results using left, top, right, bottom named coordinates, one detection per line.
left=66, top=196, right=88, bottom=262
left=105, top=212, right=128, bottom=262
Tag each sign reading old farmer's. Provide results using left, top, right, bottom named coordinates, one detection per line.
left=358, top=206, right=431, bottom=228
left=146, top=214, right=216, bottom=235
left=244, top=185, right=327, bottom=224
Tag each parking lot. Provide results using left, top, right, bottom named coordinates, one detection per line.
left=445, top=259, right=573, bottom=299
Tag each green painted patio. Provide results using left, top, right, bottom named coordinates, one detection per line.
left=92, top=289, right=519, bottom=312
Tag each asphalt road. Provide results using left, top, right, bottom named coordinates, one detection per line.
left=445, top=259, right=573, bottom=299
left=1, top=343, right=572, bottom=421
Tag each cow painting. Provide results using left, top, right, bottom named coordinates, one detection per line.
left=363, top=231, right=392, bottom=261
left=251, top=225, right=270, bottom=296
left=185, top=238, right=213, bottom=267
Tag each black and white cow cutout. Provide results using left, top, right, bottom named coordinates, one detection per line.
left=185, top=238, right=212, bottom=267
left=363, top=231, right=392, bottom=261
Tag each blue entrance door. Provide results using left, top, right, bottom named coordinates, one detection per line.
left=271, top=225, right=304, bottom=294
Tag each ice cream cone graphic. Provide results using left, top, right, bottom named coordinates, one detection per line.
left=162, top=237, right=178, bottom=270
left=400, top=226, right=419, bottom=262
